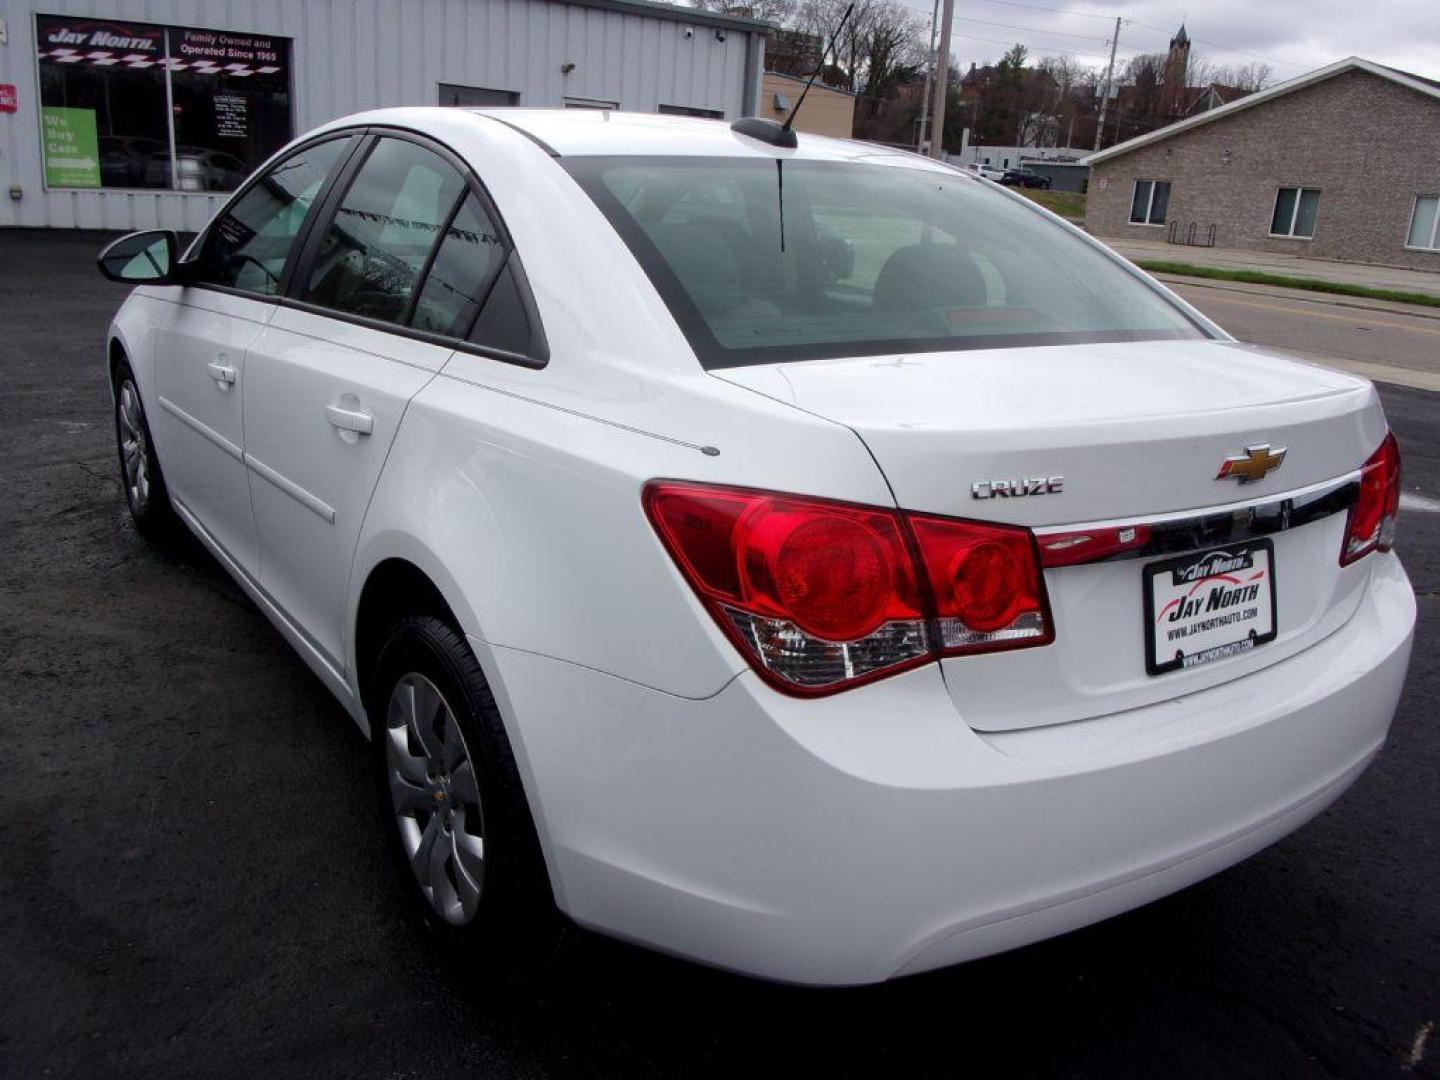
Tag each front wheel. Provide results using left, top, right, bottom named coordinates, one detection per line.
left=371, top=615, right=562, bottom=963
left=113, top=359, right=177, bottom=539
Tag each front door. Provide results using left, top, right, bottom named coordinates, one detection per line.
left=153, top=135, right=356, bottom=570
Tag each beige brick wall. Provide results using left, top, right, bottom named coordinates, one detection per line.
left=760, top=73, right=855, bottom=138
left=1087, top=70, right=1440, bottom=270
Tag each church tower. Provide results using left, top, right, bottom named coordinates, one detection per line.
left=1162, top=24, right=1191, bottom=116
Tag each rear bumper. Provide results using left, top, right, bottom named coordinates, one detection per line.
left=482, top=552, right=1414, bottom=985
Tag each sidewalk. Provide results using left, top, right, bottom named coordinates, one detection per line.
left=1103, top=237, right=1440, bottom=300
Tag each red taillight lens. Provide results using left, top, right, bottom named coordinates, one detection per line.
left=1341, top=433, right=1401, bottom=566
left=909, top=515, right=1055, bottom=652
left=644, top=481, right=1052, bottom=695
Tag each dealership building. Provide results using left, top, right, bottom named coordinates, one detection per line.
left=0, top=0, right=768, bottom=230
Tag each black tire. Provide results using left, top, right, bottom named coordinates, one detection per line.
left=112, top=357, right=178, bottom=541
left=370, top=615, right=562, bottom=967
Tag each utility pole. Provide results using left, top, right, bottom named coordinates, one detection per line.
left=1093, top=16, right=1121, bottom=151
left=916, top=0, right=941, bottom=153
left=927, top=0, right=955, bottom=158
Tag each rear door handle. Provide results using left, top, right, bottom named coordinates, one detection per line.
left=325, top=404, right=374, bottom=436
left=206, top=361, right=237, bottom=388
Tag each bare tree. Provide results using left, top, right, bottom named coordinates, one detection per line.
left=691, top=0, right=797, bottom=24
left=1219, top=60, right=1273, bottom=92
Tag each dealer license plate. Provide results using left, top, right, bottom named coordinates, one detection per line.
left=1144, top=539, right=1278, bottom=676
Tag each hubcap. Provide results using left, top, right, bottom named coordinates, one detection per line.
left=385, top=673, right=485, bottom=925
left=117, top=380, right=150, bottom=512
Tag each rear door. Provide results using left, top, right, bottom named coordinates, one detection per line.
left=242, top=131, right=514, bottom=668
left=153, top=134, right=355, bottom=570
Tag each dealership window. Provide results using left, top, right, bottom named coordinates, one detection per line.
left=1129, top=180, right=1170, bottom=225
left=439, top=84, right=519, bottom=107
left=1406, top=196, right=1440, bottom=251
left=35, top=14, right=292, bottom=193
left=1270, top=187, right=1320, bottom=238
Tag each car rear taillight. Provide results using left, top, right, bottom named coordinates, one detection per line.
left=643, top=482, right=1052, bottom=695
left=908, top=515, right=1055, bottom=654
left=1341, top=432, right=1401, bottom=566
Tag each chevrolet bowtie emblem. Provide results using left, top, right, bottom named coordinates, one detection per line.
left=1216, top=443, right=1287, bottom=483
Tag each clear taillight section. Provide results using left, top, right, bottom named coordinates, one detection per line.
left=1341, top=432, right=1401, bottom=566
left=643, top=482, right=1053, bottom=696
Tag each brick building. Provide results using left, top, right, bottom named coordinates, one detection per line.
left=1082, top=58, right=1440, bottom=270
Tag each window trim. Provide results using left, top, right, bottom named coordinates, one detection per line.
left=1128, top=179, right=1170, bottom=227
left=185, top=123, right=549, bottom=368
left=1268, top=185, right=1321, bottom=240
left=1404, top=194, right=1440, bottom=252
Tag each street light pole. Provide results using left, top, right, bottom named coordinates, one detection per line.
left=1094, top=16, right=1121, bottom=151
left=928, top=0, right=955, bottom=158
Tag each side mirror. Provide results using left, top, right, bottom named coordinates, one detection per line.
left=97, top=230, right=185, bottom=284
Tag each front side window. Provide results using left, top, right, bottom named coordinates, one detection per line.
left=195, top=136, right=351, bottom=295
left=302, top=138, right=467, bottom=324
left=564, top=156, right=1204, bottom=370
left=1406, top=195, right=1439, bottom=251
left=1130, top=179, right=1171, bottom=225
left=1271, top=187, right=1320, bottom=238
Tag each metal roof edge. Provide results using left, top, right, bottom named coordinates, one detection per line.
left=559, top=0, right=772, bottom=32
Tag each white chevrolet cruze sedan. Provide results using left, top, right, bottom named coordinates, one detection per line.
left=98, top=108, right=1415, bottom=985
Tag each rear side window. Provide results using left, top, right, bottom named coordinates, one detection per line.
left=411, top=193, right=506, bottom=337
left=564, top=156, right=1205, bottom=369
left=196, top=137, right=351, bottom=295
left=301, top=137, right=465, bottom=324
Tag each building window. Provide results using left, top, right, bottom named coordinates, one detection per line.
left=1129, top=180, right=1171, bottom=225
left=1406, top=196, right=1440, bottom=251
left=36, top=13, right=292, bottom=193
left=564, top=98, right=618, bottom=111
left=1270, top=187, right=1320, bottom=238
left=658, top=104, right=725, bottom=119
left=439, top=84, right=519, bottom=107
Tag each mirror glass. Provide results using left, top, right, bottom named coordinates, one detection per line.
left=100, top=232, right=172, bottom=281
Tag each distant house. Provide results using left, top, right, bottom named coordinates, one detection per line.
left=1082, top=58, right=1440, bottom=269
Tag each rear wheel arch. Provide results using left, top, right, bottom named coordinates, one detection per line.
left=354, top=557, right=467, bottom=728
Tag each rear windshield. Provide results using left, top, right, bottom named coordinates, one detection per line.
left=563, top=156, right=1207, bottom=369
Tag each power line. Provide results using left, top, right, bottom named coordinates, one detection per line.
left=969, top=0, right=1314, bottom=71
left=972, top=0, right=1118, bottom=20
left=951, top=14, right=1108, bottom=44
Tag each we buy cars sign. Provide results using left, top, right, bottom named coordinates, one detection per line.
left=0, top=85, right=18, bottom=114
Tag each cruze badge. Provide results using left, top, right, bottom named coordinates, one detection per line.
left=972, top=476, right=1064, bottom=499
left=1216, top=444, right=1286, bottom=483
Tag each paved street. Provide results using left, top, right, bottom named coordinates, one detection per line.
left=1, top=230, right=1437, bottom=1079
left=1170, top=277, right=1440, bottom=392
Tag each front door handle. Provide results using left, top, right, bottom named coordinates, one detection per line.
left=206, top=361, right=237, bottom=389
left=325, top=403, right=375, bottom=436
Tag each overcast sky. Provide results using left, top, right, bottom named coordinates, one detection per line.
left=907, top=0, right=1440, bottom=85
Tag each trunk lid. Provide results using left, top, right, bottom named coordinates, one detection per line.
left=714, top=339, right=1388, bottom=731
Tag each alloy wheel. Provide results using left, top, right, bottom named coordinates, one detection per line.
left=117, top=380, right=150, bottom=513
left=385, top=672, right=486, bottom=925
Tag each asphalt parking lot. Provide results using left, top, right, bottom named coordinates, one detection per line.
left=1, top=229, right=1436, bottom=1079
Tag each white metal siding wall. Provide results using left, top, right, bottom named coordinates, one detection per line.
left=0, top=0, right=760, bottom=229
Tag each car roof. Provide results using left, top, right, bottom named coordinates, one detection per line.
left=322, top=106, right=959, bottom=172
left=474, top=108, right=955, bottom=166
